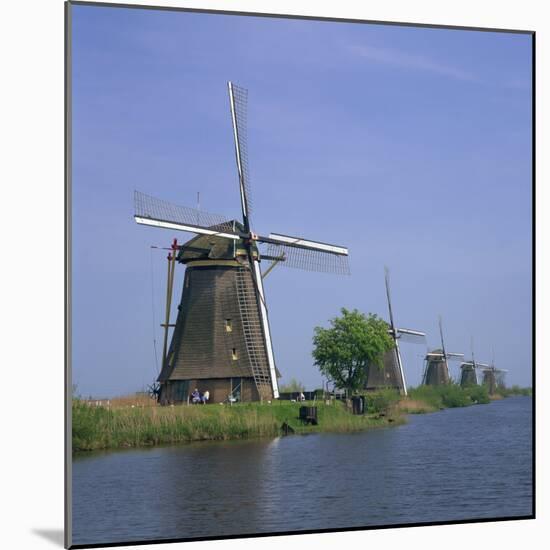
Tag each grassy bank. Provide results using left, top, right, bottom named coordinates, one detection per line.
left=395, top=383, right=531, bottom=413
left=346, top=384, right=492, bottom=416
left=73, top=397, right=403, bottom=452
left=73, top=384, right=532, bottom=452
left=405, top=383, right=491, bottom=412
left=495, top=385, right=532, bottom=398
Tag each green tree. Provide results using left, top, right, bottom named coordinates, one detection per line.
left=279, top=378, right=305, bottom=393
left=312, top=308, right=394, bottom=396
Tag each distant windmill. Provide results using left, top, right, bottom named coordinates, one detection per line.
left=459, top=337, right=489, bottom=387
left=365, top=267, right=426, bottom=396
left=480, top=348, right=508, bottom=395
left=135, top=82, right=350, bottom=404
left=422, top=316, right=464, bottom=386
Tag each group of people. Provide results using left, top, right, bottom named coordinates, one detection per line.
left=190, top=388, right=209, bottom=404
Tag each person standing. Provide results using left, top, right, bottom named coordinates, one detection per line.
left=191, top=388, right=201, bottom=404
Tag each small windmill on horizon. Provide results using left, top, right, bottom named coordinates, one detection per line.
left=459, top=336, right=489, bottom=387
left=135, top=82, right=350, bottom=405
left=422, top=316, right=464, bottom=386
left=364, top=267, right=426, bottom=396
left=480, top=347, right=508, bottom=394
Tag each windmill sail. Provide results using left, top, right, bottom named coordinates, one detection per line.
left=395, top=328, right=426, bottom=344
left=134, top=191, right=238, bottom=239
left=426, top=352, right=463, bottom=360
left=228, top=82, right=279, bottom=399
left=263, top=240, right=350, bottom=274
left=228, top=82, right=253, bottom=232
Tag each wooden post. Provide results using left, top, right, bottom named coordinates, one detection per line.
left=161, top=252, right=172, bottom=371
left=161, top=239, right=178, bottom=370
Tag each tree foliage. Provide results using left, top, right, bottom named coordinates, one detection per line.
left=312, top=308, right=395, bottom=394
left=279, top=378, right=305, bottom=393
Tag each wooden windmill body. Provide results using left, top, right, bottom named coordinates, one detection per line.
left=480, top=352, right=507, bottom=395
left=459, top=339, right=489, bottom=388
left=135, top=83, right=350, bottom=404
left=422, top=317, right=463, bottom=386
left=459, top=363, right=479, bottom=387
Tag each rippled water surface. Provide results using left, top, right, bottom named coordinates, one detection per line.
left=72, top=396, right=532, bottom=545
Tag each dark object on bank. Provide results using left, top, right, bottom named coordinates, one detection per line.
left=299, top=406, right=318, bottom=425
left=281, top=421, right=295, bottom=435
left=352, top=396, right=365, bottom=415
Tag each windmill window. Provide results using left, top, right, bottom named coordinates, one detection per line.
left=232, top=348, right=238, bottom=360
left=225, top=319, right=233, bottom=332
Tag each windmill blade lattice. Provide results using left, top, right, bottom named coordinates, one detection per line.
left=263, top=242, right=350, bottom=275
left=134, top=191, right=235, bottom=234
left=228, top=83, right=253, bottom=229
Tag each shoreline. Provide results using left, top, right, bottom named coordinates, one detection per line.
left=72, top=398, right=404, bottom=453
left=72, top=387, right=531, bottom=453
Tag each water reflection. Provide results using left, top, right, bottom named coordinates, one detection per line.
left=73, top=397, right=532, bottom=545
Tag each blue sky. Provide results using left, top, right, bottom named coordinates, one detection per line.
left=71, top=5, right=532, bottom=397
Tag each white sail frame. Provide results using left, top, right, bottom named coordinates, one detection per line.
left=253, top=260, right=279, bottom=398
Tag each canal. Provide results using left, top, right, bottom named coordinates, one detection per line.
left=72, top=396, right=532, bottom=545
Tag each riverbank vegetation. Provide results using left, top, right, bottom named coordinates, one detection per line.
left=397, top=383, right=531, bottom=413
left=406, top=383, right=490, bottom=411
left=495, top=385, right=532, bottom=397
left=73, top=383, right=532, bottom=452
left=72, top=396, right=404, bottom=453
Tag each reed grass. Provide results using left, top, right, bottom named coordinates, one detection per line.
left=74, top=383, right=529, bottom=453
left=72, top=398, right=402, bottom=452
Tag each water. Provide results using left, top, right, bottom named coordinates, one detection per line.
left=72, top=396, right=532, bottom=546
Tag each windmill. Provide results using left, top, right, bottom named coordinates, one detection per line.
left=480, top=348, right=507, bottom=395
left=365, top=267, right=426, bottom=396
left=459, top=337, right=489, bottom=387
left=135, top=82, right=350, bottom=405
left=422, top=316, right=464, bottom=386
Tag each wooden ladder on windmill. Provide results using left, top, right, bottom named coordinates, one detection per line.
left=235, top=267, right=273, bottom=401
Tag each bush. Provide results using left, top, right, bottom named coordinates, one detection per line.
left=463, top=384, right=490, bottom=404
left=364, top=389, right=401, bottom=414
